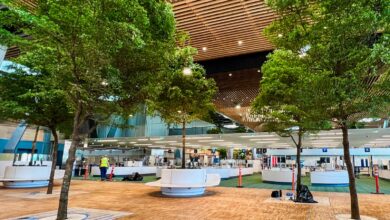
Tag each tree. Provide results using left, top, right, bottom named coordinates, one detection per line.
left=264, top=0, right=390, bottom=218
left=251, top=49, right=328, bottom=196
left=0, top=64, right=72, bottom=194
left=148, top=46, right=217, bottom=168
left=1, top=0, right=177, bottom=218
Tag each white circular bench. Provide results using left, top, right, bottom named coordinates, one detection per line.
left=0, top=166, right=64, bottom=188
left=146, top=169, right=220, bottom=197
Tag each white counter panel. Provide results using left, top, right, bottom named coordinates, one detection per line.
left=262, top=169, right=296, bottom=184
left=379, top=169, right=390, bottom=180
left=205, top=167, right=253, bottom=179
left=310, top=171, right=349, bottom=186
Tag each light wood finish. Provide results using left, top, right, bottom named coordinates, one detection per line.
left=5, top=0, right=276, bottom=61
left=0, top=180, right=389, bottom=219
left=170, top=0, right=276, bottom=61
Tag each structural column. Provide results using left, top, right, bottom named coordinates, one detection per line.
left=0, top=45, right=7, bottom=65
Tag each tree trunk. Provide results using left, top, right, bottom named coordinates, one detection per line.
left=296, top=131, right=302, bottom=195
left=47, top=127, right=58, bottom=194
left=181, top=120, right=186, bottom=169
left=341, top=122, right=360, bottom=220
left=29, top=126, right=40, bottom=166
left=57, top=106, right=83, bottom=220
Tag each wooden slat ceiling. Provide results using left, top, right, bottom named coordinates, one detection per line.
left=5, top=0, right=275, bottom=131
left=170, top=0, right=276, bottom=61
left=5, top=0, right=276, bottom=61
left=212, top=68, right=263, bottom=131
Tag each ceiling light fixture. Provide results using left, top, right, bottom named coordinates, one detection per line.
left=202, top=47, right=207, bottom=52
left=183, top=67, right=192, bottom=76
left=101, top=80, right=108, bottom=86
left=238, top=40, right=243, bottom=46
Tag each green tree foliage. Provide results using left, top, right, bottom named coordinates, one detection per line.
left=148, top=47, right=217, bottom=168
left=264, top=0, right=390, bottom=218
left=0, top=64, right=72, bottom=194
left=0, top=0, right=177, bottom=218
left=217, top=148, right=227, bottom=159
left=252, top=50, right=328, bottom=195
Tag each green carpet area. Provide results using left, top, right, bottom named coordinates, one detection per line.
left=72, top=175, right=157, bottom=183
left=73, top=174, right=390, bottom=194
left=219, top=174, right=390, bottom=194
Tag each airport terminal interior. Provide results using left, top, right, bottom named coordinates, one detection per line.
left=0, top=0, right=390, bottom=220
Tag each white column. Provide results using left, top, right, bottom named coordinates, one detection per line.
left=229, top=148, right=234, bottom=159
left=252, top=148, right=256, bottom=159
left=0, top=45, right=7, bottom=65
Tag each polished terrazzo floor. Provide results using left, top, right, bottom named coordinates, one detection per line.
left=1, top=180, right=390, bottom=220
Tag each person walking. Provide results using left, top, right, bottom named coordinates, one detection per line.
left=99, top=155, right=110, bottom=181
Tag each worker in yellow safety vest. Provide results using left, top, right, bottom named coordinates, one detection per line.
left=99, top=155, right=110, bottom=181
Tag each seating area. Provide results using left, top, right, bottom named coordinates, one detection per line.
left=146, top=169, right=220, bottom=196
left=0, top=165, right=64, bottom=188
left=0, top=0, right=389, bottom=219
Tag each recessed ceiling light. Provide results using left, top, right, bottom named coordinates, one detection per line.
left=235, top=104, right=241, bottom=109
left=238, top=40, right=243, bottom=45
left=183, top=67, right=192, bottom=76
left=202, top=47, right=207, bottom=52
left=228, top=73, right=232, bottom=77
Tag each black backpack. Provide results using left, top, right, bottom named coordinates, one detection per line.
left=271, top=190, right=282, bottom=198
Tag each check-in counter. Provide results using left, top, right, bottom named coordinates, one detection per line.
left=205, top=167, right=254, bottom=179
left=379, top=169, right=390, bottom=180
left=262, top=169, right=296, bottom=184
left=310, top=171, right=349, bottom=186
left=155, top=167, right=254, bottom=179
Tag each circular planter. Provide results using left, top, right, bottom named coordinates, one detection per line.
left=2, top=166, right=51, bottom=188
left=147, top=169, right=215, bottom=197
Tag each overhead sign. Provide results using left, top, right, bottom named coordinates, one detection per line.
left=322, top=148, right=328, bottom=153
left=364, top=147, right=370, bottom=152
